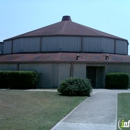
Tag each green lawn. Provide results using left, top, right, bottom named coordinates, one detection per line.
left=117, top=93, right=130, bottom=130
left=0, top=90, right=86, bottom=130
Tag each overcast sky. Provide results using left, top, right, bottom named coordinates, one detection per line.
left=0, top=0, right=130, bottom=54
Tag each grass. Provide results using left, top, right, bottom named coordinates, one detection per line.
left=117, top=93, right=130, bottom=130
left=0, top=90, right=86, bottom=130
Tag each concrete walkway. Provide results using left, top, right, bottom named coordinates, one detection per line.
left=51, top=89, right=130, bottom=130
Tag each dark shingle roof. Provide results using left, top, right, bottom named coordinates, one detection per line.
left=5, top=16, right=127, bottom=41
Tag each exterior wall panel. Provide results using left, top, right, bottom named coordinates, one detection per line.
left=58, top=64, right=70, bottom=86
left=12, top=63, right=70, bottom=88
left=13, top=38, right=23, bottom=53
left=52, top=64, right=58, bottom=87
left=0, top=43, right=3, bottom=54
left=3, top=36, right=128, bottom=55
left=0, top=63, right=130, bottom=88
left=22, top=38, right=40, bottom=52
left=42, top=37, right=61, bottom=52
left=60, top=36, right=81, bottom=52
left=116, top=40, right=127, bottom=54
left=105, top=64, right=130, bottom=74
left=3, top=40, right=12, bottom=54
left=101, top=38, right=114, bottom=53
left=13, top=38, right=40, bottom=53
left=73, top=64, right=86, bottom=78
left=0, top=64, right=17, bottom=70
left=83, top=37, right=102, bottom=52
left=42, top=36, right=81, bottom=52
left=19, top=64, right=53, bottom=88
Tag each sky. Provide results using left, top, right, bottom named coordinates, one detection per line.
left=0, top=0, right=130, bottom=54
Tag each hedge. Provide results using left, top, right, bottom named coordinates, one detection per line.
left=105, top=72, right=129, bottom=89
left=0, top=71, right=39, bottom=89
left=58, top=77, right=92, bottom=96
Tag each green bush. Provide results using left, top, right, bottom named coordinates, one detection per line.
left=0, top=71, right=39, bottom=89
left=58, top=77, right=92, bottom=96
left=105, top=72, right=129, bottom=89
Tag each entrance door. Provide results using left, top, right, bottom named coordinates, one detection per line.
left=87, top=67, right=96, bottom=87
left=87, top=66, right=105, bottom=88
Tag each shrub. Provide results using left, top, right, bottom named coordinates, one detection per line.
left=0, top=71, right=39, bottom=89
left=105, top=72, right=129, bottom=89
left=58, top=77, right=92, bottom=96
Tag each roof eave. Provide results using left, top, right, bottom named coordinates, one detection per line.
left=4, top=34, right=127, bottom=42
left=0, top=60, right=130, bottom=64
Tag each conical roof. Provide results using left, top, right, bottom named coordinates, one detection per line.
left=5, top=16, right=126, bottom=40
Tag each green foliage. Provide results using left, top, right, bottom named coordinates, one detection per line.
left=105, top=72, right=129, bottom=89
left=58, top=77, right=92, bottom=96
left=0, top=71, right=39, bottom=89
left=118, top=93, right=130, bottom=126
left=0, top=90, right=86, bottom=130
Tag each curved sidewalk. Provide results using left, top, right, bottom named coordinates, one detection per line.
left=52, top=89, right=130, bottom=130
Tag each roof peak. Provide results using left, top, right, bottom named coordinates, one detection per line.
left=4, top=15, right=127, bottom=41
left=62, top=15, right=71, bottom=21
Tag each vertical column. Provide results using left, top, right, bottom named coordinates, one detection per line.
left=17, top=63, right=19, bottom=71
left=81, top=36, right=83, bottom=52
left=40, top=37, right=42, bottom=52
left=114, top=39, right=116, bottom=54
left=127, top=41, right=128, bottom=55
left=70, top=63, right=74, bottom=77
left=11, top=40, right=13, bottom=54
left=52, top=63, right=58, bottom=88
